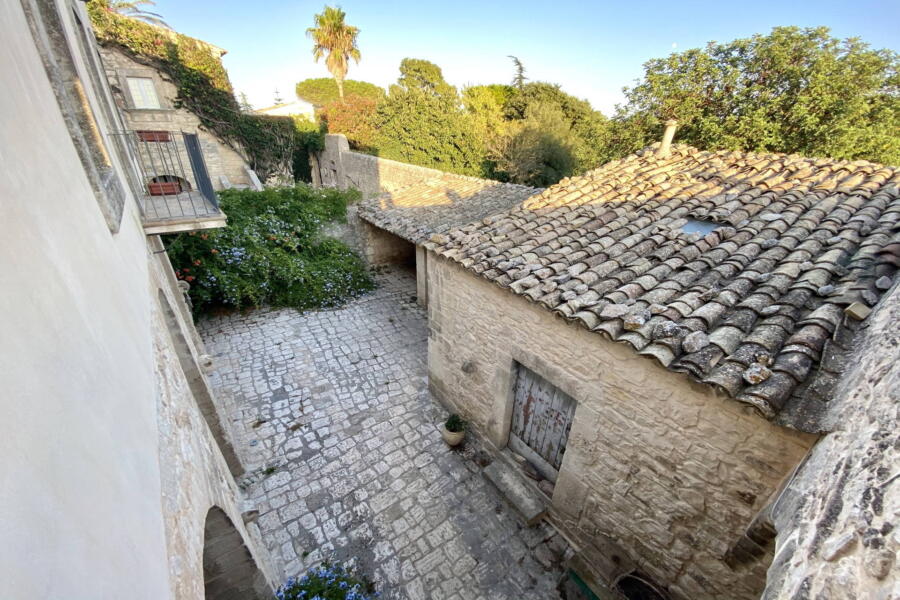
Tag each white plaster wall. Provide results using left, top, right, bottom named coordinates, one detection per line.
left=0, top=2, right=169, bottom=596
left=426, top=254, right=815, bottom=600
left=0, top=3, right=274, bottom=597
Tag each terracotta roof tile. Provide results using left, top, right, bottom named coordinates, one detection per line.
left=424, top=143, right=900, bottom=431
left=357, top=175, right=540, bottom=244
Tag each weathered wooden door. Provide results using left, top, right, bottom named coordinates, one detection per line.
left=509, top=365, right=577, bottom=482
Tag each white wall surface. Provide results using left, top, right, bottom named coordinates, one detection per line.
left=0, top=1, right=170, bottom=597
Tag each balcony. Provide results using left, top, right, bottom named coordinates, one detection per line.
left=114, top=130, right=227, bottom=234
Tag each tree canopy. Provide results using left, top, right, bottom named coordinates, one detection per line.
left=295, top=78, right=385, bottom=107
left=374, top=59, right=485, bottom=176
left=614, top=26, right=900, bottom=165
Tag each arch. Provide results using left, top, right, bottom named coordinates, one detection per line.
left=614, top=572, right=668, bottom=600
left=158, top=289, right=243, bottom=476
left=203, top=507, right=269, bottom=600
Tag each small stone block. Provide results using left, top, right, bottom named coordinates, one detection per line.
left=845, top=302, right=872, bottom=321
left=484, top=462, right=547, bottom=526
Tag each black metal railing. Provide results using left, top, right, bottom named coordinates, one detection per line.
left=112, top=130, right=221, bottom=222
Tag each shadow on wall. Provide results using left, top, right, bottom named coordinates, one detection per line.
left=203, top=507, right=270, bottom=600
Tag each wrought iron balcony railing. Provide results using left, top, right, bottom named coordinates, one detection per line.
left=112, top=130, right=227, bottom=234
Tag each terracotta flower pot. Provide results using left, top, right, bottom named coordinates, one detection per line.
left=441, top=425, right=465, bottom=446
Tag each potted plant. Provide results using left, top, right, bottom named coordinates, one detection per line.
left=441, top=414, right=466, bottom=446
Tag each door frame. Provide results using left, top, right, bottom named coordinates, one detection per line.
left=489, top=348, right=589, bottom=467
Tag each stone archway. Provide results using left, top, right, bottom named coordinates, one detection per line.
left=203, top=507, right=270, bottom=600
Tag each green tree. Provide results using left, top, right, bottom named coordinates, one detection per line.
left=508, top=56, right=527, bottom=89
left=493, top=102, right=577, bottom=186
left=295, top=78, right=385, bottom=107
left=614, top=26, right=900, bottom=164
left=237, top=92, right=253, bottom=112
left=306, top=6, right=361, bottom=101
left=374, top=59, right=486, bottom=176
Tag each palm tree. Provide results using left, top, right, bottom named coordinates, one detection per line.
left=306, top=6, right=361, bottom=102
left=108, top=0, right=170, bottom=28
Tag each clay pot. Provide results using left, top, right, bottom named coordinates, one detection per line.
left=441, top=425, right=465, bottom=446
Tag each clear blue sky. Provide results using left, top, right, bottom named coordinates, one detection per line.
left=152, top=0, right=900, bottom=114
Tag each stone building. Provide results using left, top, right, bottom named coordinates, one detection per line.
left=342, top=131, right=900, bottom=598
left=96, top=26, right=257, bottom=194
left=1, top=1, right=272, bottom=597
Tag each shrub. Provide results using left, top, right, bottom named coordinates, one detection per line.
left=445, top=414, right=466, bottom=433
left=321, top=95, right=379, bottom=151
left=164, top=186, right=373, bottom=313
left=276, top=562, right=378, bottom=600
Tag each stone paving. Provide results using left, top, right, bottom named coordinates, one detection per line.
left=199, top=267, right=569, bottom=600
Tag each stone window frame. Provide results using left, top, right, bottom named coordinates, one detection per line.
left=117, top=66, right=174, bottom=112
left=19, top=0, right=129, bottom=233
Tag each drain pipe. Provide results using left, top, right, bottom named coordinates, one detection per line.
left=657, top=119, right=678, bottom=157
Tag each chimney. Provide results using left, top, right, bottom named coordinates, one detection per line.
left=658, top=119, right=678, bottom=157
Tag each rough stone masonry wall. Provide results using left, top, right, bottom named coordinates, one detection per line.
left=763, top=283, right=899, bottom=599
left=426, top=254, right=815, bottom=600
left=316, top=133, right=478, bottom=200
left=150, top=252, right=277, bottom=597
left=99, top=47, right=252, bottom=190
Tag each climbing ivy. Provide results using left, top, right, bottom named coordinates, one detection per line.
left=87, top=0, right=319, bottom=181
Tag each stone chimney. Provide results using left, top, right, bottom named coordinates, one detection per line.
left=658, top=119, right=678, bottom=157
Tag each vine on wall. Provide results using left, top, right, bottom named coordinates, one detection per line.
left=88, top=0, right=320, bottom=181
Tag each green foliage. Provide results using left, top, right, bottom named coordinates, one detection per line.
left=508, top=56, right=527, bottom=89
left=164, top=186, right=373, bottom=313
left=88, top=0, right=300, bottom=180
left=375, top=59, right=486, bottom=176
left=445, top=414, right=466, bottom=433
left=306, top=6, right=361, bottom=100
left=615, top=26, right=900, bottom=164
left=296, top=78, right=385, bottom=107
left=494, top=102, right=578, bottom=186
left=276, top=562, right=377, bottom=600
left=293, top=117, right=326, bottom=183
left=321, top=94, right=379, bottom=150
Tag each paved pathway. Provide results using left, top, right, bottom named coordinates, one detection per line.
left=200, top=268, right=568, bottom=600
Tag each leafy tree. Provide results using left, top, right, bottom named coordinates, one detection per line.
left=106, top=0, right=168, bottom=28
left=306, top=6, right=361, bottom=101
left=614, top=26, right=900, bottom=164
left=508, top=55, right=527, bottom=89
left=321, top=94, right=379, bottom=151
left=374, top=59, right=486, bottom=176
left=295, top=78, right=384, bottom=107
left=493, top=102, right=577, bottom=186
left=237, top=92, right=253, bottom=112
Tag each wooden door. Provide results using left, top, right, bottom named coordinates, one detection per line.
left=509, top=365, right=577, bottom=481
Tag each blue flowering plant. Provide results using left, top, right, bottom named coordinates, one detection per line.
left=275, top=562, right=378, bottom=600
left=165, top=185, right=374, bottom=314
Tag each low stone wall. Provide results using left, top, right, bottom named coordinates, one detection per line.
left=426, top=253, right=815, bottom=600
left=762, top=284, right=899, bottom=598
left=316, top=134, right=480, bottom=199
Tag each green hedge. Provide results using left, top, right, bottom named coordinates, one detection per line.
left=164, top=186, right=373, bottom=313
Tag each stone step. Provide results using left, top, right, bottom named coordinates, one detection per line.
left=483, top=460, right=548, bottom=526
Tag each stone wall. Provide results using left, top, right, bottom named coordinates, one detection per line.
left=762, top=284, right=899, bottom=598
left=316, top=133, right=479, bottom=199
left=426, top=253, right=815, bottom=600
left=99, top=46, right=253, bottom=190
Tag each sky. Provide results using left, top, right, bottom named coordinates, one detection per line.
left=151, top=0, right=900, bottom=115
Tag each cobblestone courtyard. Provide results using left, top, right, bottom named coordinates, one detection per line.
left=200, top=268, right=569, bottom=600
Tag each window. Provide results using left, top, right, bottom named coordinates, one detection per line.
left=681, top=218, right=720, bottom=235
left=126, top=76, right=161, bottom=109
